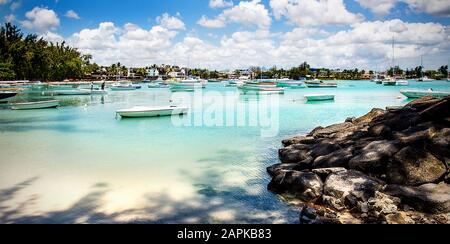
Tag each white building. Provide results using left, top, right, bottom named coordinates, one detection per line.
left=148, top=68, right=159, bottom=77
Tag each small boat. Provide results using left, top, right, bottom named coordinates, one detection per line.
left=417, top=76, right=433, bottom=82
left=400, top=89, right=450, bottom=99
left=304, top=94, right=335, bottom=101
left=238, top=82, right=285, bottom=94
left=396, top=80, right=409, bottom=86
left=148, top=82, right=169, bottom=89
left=111, top=84, right=139, bottom=91
left=52, top=89, right=106, bottom=95
left=10, top=100, right=59, bottom=110
left=225, top=80, right=242, bottom=87
left=305, top=80, right=337, bottom=88
left=208, top=79, right=221, bottom=83
left=0, top=92, right=18, bottom=100
left=276, top=80, right=304, bottom=88
left=116, top=106, right=189, bottom=118
left=382, top=78, right=397, bottom=86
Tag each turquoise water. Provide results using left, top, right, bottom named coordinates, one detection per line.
left=0, top=80, right=449, bottom=224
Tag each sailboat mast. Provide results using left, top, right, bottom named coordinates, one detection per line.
left=392, top=34, right=395, bottom=77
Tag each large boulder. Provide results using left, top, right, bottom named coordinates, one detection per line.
left=323, top=170, right=385, bottom=204
left=387, top=146, right=447, bottom=185
left=312, top=147, right=353, bottom=169
left=348, top=140, right=401, bottom=173
left=268, top=170, right=323, bottom=202
left=282, top=136, right=317, bottom=147
left=429, top=128, right=450, bottom=158
left=384, top=183, right=450, bottom=214
left=309, top=122, right=355, bottom=138
left=267, top=163, right=297, bottom=177
left=353, top=108, right=386, bottom=125
left=278, top=145, right=311, bottom=164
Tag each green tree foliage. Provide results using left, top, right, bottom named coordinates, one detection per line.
left=0, top=23, right=96, bottom=81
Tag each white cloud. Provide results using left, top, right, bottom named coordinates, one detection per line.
left=209, top=0, right=234, bottom=8
left=4, top=14, right=15, bottom=22
left=0, top=0, right=10, bottom=4
left=156, top=13, right=185, bottom=30
left=67, top=22, right=179, bottom=66
left=355, top=0, right=397, bottom=15
left=270, top=0, right=364, bottom=26
left=40, top=31, right=64, bottom=43
left=55, top=17, right=449, bottom=71
left=65, top=10, right=80, bottom=19
left=197, top=15, right=226, bottom=28
left=403, top=0, right=450, bottom=17
left=10, top=1, right=20, bottom=11
left=198, top=0, right=271, bottom=29
left=20, top=7, right=60, bottom=32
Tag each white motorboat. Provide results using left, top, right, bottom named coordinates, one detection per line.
left=116, top=105, right=189, bottom=118
left=304, top=94, right=335, bottom=101
left=0, top=92, right=18, bottom=101
left=396, top=80, right=409, bottom=86
left=10, top=100, right=59, bottom=110
left=400, top=89, right=450, bottom=99
left=417, top=76, right=433, bottom=82
left=52, top=89, right=107, bottom=95
left=148, top=82, right=169, bottom=89
left=276, top=80, right=304, bottom=88
left=225, top=80, right=243, bottom=87
left=305, top=80, right=337, bottom=88
left=238, top=82, right=285, bottom=94
left=382, top=77, right=397, bottom=86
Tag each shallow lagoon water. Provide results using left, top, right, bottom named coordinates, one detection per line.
left=0, top=80, right=449, bottom=223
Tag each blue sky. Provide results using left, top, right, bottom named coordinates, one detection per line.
left=1, top=0, right=450, bottom=70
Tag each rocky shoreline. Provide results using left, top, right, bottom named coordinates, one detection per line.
left=268, top=96, right=450, bottom=224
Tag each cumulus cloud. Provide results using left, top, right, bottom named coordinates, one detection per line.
left=270, top=0, right=364, bottom=26
left=403, top=0, right=450, bottom=17
left=209, top=0, right=234, bottom=8
left=4, top=14, right=15, bottom=22
left=197, top=15, right=226, bottom=28
left=198, top=0, right=271, bottom=29
left=54, top=17, right=449, bottom=71
left=65, top=10, right=80, bottom=19
left=40, top=31, right=64, bottom=43
left=156, top=13, right=185, bottom=30
left=355, top=0, right=398, bottom=15
left=20, top=7, right=60, bottom=32
left=67, top=22, right=179, bottom=66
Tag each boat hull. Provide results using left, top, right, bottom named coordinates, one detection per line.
left=117, top=106, right=188, bottom=118
left=306, top=84, right=338, bottom=88
left=10, top=100, right=59, bottom=110
left=305, top=95, right=335, bottom=101
left=0, top=92, right=18, bottom=100
left=400, top=90, right=450, bottom=99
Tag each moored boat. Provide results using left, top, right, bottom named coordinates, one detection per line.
left=237, top=81, right=285, bottom=94
left=52, top=89, right=106, bottom=95
left=305, top=80, right=337, bottom=88
left=400, top=89, right=450, bottom=99
left=382, top=78, right=397, bottom=86
left=110, top=84, right=139, bottom=91
left=148, top=82, right=169, bottom=88
left=304, top=94, right=335, bottom=101
left=10, top=100, right=59, bottom=110
left=417, top=76, right=433, bottom=82
left=396, top=80, right=409, bottom=86
left=276, top=80, right=304, bottom=88
left=0, top=92, right=18, bottom=101
left=116, top=106, right=188, bottom=118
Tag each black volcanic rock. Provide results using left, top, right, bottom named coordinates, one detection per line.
left=268, top=96, right=450, bottom=224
